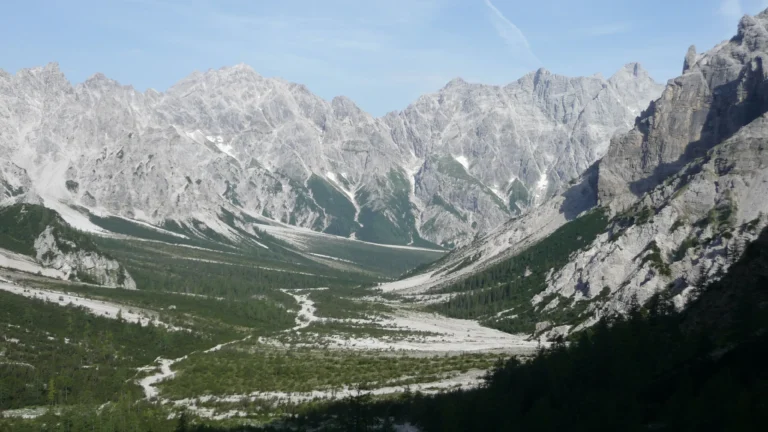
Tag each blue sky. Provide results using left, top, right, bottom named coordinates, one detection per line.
left=2, top=0, right=767, bottom=115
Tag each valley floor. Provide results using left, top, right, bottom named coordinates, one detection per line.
left=0, top=265, right=538, bottom=424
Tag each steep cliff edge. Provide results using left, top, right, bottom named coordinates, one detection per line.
left=599, top=11, right=768, bottom=211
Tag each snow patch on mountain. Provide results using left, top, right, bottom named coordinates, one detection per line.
left=453, top=155, right=470, bottom=170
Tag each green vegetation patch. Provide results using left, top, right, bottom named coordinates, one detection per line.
left=507, top=179, right=530, bottom=213
left=639, top=241, right=672, bottom=277
left=287, top=178, right=325, bottom=231
left=0, top=290, right=215, bottom=410
left=92, top=237, right=368, bottom=297
left=308, top=288, right=393, bottom=320
left=433, top=155, right=509, bottom=213
left=672, top=236, right=700, bottom=262
left=355, top=169, right=440, bottom=249
left=159, top=347, right=503, bottom=398
left=0, top=203, right=99, bottom=257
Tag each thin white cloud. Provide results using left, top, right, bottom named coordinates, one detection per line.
left=719, top=0, right=744, bottom=22
left=585, top=22, right=632, bottom=37
left=483, top=0, right=541, bottom=65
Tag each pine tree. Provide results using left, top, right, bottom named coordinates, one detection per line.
left=695, top=265, right=708, bottom=290
left=174, top=411, right=189, bottom=432
left=47, top=377, right=56, bottom=406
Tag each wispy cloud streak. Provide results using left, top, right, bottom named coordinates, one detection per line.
left=483, top=0, right=541, bottom=66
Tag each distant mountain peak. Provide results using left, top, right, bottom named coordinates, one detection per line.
left=83, top=72, right=120, bottom=87
left=443, top=77, right=468, bottom=89
left=613, top=62, right=646, bottom=78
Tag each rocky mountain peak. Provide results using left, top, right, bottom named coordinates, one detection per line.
left=683, top=45, right=697, bottom=73
left=331, top=95, right=364, bottom=119
left=14, top=62, right=71, bottom=93
left=82, top=72, right=126, bottom=90
left=532, top=67, right=552, bottom=86
left=598, top=7, right=768, bottom=211
left=443, top=77, right=468, bottom=90
left=736, top=13, right=768, bottom=51
left=621, top=62, right=643, bottom=77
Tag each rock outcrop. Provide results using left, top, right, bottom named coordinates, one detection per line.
left=539, top=113, right=768, bottom=330
left=0, top=203, right=135, bottom=289
left=34, top=226, right=136, bottom=289
left=0, top=160, right=31, bottom=203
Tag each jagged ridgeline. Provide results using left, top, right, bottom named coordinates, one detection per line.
left=0, top=204, right=134, bottom=288
left=0, top=59, right=661, bottom=248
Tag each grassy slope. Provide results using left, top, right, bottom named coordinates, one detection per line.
left=90, top=205, right=441, bottom=280
left=356, top=169, right=441, bottom=249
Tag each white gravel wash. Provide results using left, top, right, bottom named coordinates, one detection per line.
left=0, top=249, right=65, bottom=279
left=267, top=303, right=539, bottom=354
left=281, top=288, right=327, bottom=331
left=137, top=336, right=252, bottom=400
left=138, top=358, right=179, bottom=400
left=167, top=368, right=491, bottom=411
left=0, top=281, right=180, bottom=330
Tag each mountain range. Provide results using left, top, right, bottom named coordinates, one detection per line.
left=0, top=61, right=662, bottom=249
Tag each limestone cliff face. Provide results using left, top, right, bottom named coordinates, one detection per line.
left=34, top=226, right=136, bottom=289
left=598, top=11, right=768, bottom=212
left=0, top=160, right=31, bottom=203
left=538, top=114, right=768, bottom=335
left=386, top=65, right=662, bottom=245
left=0, top=60, right=660, bottom=248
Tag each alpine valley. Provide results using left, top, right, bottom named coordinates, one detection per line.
left=2, top=8, right=768, bottom=432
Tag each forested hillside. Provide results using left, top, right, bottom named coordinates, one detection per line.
left=0, top=204, right=98, bottom=257
left=430, top=208, right=609, bottom=333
